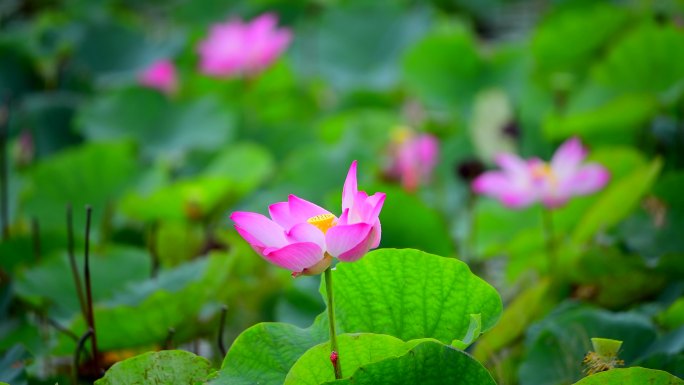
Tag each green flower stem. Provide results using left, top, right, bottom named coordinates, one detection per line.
left=542, top=208, right=556, bottom=277
left=324, top=266, right=343, bottom=379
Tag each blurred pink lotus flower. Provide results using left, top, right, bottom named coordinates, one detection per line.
left=472, top=137, right=610, bottom=209
left=138, top=60, right=178, bottom=95
left=386, top=128, right=439, bottom=192
left=230, top=161, right=385, bottom=275
left=198, top=13, right=292, bottom=78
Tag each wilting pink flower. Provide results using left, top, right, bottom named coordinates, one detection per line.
left=198, top=13, right=292, bottom=78
left=472, top=137, right=610, bottom=209
left=138, top=60, right=178, bottom=95
left=230, top=161, right=385, bottom=275
left=386, top=128, right=439, bottom=192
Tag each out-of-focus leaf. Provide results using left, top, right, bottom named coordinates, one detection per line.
left=0, top=345, right=28, bottom=385
left=568, top=247, right=667, bottom=309
left=636, top=326, right=684, bottom=378
left=473, top=280, right=554, bottom=361
left=0, top=42, right=41, bottom=99
left=121, top=143, right=273, bottom=223
left=72, top=20, right=183, bottom=85
left=94, top=350, right=212, bottom=385
left=77, top=88, right=235, bottom=159
left=543, top=94, right=658, bottom=144
left=21, top=141, right=138, bottom=231
left=658, top=299, right=684, bottom=330
left=294, top=3, right=430, bottom=92
left=532, top=3, right=629, bottom=87
left=573, top=158, right=662, bottom=244
left=320, top=340, right=496, bottom=385
left=377, top=186, right=454, bottom=256
left=572, top=367, right=683, bottom=384
left=520, top=302, right=657, bottom=385
left=593, top=23, right=684, bottom=99
left=14, top=247, right=151, bottom=321
left=55, top=252, right=232, bottom=353
left=13, top=91, right=82, bottom=159
left=403, top=22, right=483, bottom=108
left=326, top=248, right=502, bottom=343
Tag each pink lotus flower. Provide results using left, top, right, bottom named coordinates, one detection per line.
left=472, top=137, right=610, bottom=209
left=138, top=60, right=178, bottom=95
left=386, top=128, right=439, bottom=192
left=198, top=13, right=292, bottom=78
left=230, top=161, right=385, bottom=275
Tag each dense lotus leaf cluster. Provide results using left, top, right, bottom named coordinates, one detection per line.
left=0, top=1, right=683, bottom=385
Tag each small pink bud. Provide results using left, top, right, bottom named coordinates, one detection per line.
left=330, top=351, right=339, bottom=363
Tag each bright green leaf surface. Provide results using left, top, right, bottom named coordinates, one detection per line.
left=326, top=248, right=502, bottom=343
left=572, top=367, right=684, bottom=385
left=284, top=333, right=410, bottom=385
left=321, top=340, right=496, bottom=385
left=94, top=350, right=212, bottom=385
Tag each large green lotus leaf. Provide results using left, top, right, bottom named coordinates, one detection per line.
left=572, top=367, right=684, bottom=385
left=593, top=23, right=684, bottom=98
left=76, top=88, right=235, bottom=159
left=473, top=280, right=554, bottom=362
left=543, top=94, right=658, bottom=144
left=94, top=350, right=212, bottom=385
left=284, top=333, right=410, bottom=385
left=519, top=302, right=657, bottom=385
left=402, top=23, right=483, bottom=108
left=55, top=252, right=232, bottom=353
left=325, top=248, right=502, bottom=343
left=14, top=246, right=150, bottom=321
left=212, top=321, right=328, bottom=385
left=531, top=3, right=628, bottom=85
left=321, top=340, right=496, bottom=385
left=21, top=141, right=138, bottom=231
left=293, top=3, right=430, bottom=92
left=573, top=157, right=662, bottom=244
left=376, top=186, right=454, bottom=256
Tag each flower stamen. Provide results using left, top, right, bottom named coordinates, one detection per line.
left=307, top=214, right=336, bottom=234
